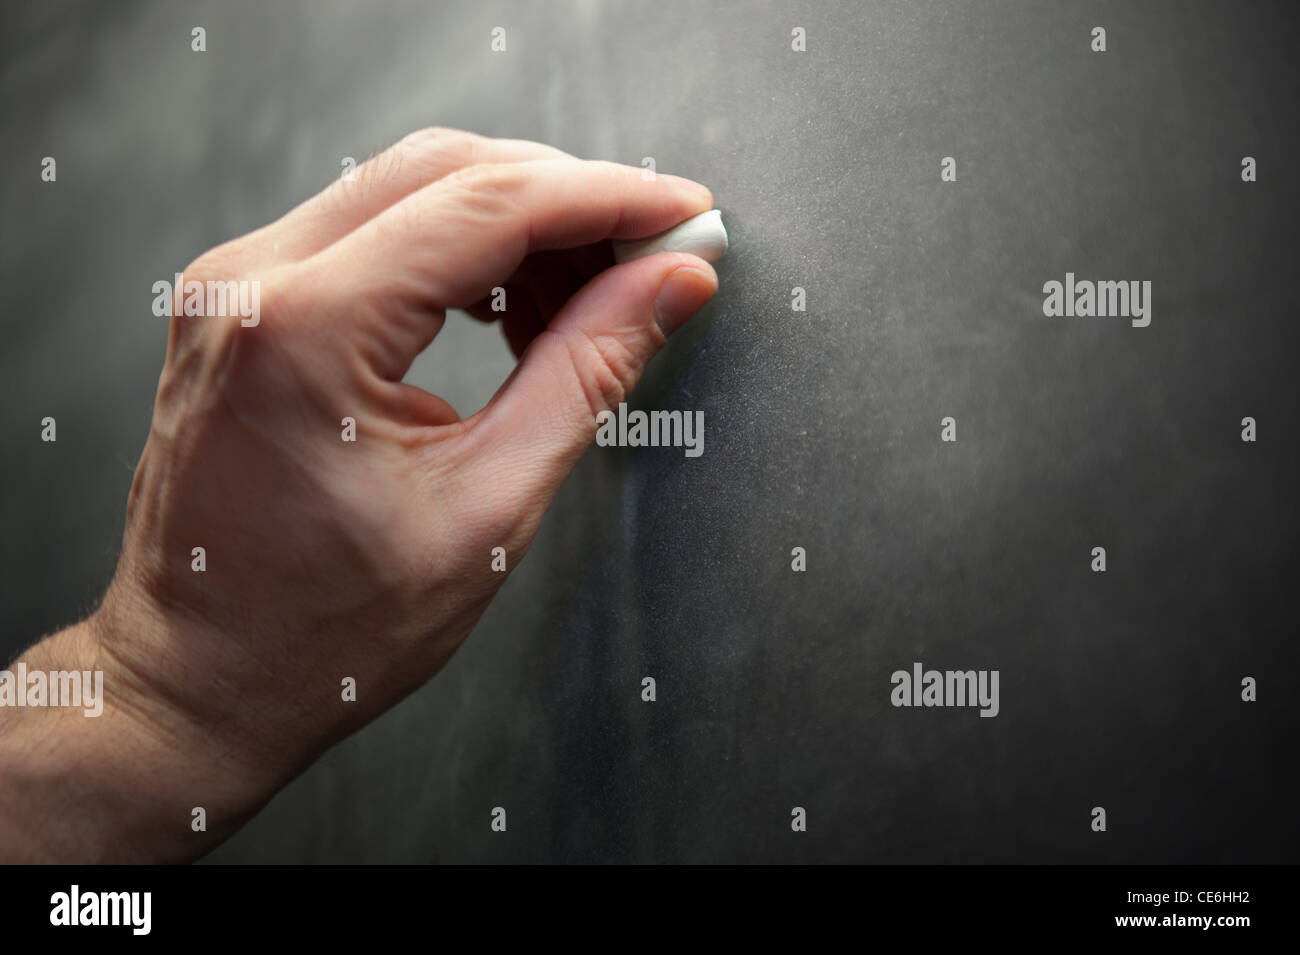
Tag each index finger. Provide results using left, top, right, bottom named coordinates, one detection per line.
left=315, top=157, right=714, bottom=310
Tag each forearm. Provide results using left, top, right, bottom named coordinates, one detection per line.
left=0, top=612, right=270, bottom=863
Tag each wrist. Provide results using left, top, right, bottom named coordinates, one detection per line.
left=0, top=601, right=274, bottom=862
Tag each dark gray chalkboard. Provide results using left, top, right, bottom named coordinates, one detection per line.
left=2, top=0, right=1296, bottom=862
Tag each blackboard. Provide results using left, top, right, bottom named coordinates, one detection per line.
left=2, top=0, right=1296, bottom=862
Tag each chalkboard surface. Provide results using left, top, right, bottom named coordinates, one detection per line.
left=2, top=0, right=1296, bottom=862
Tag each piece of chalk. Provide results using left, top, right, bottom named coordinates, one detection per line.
left=612, top=209, right=728, bottom=265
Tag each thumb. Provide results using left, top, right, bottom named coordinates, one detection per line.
left=469, top=251, right=718, bottom=504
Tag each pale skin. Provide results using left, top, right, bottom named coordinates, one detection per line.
left=0, top=128, right=719, bottom=862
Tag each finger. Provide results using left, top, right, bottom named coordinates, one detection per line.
left=464, top=251, right=578, bottom=321
left=466, top=251, right=718, bottom=509
left=463, top=245, right=608, bottom=324
left=462, top=280, right=526, bottom=324
left=245, top=129, right=571, bottom=265
left=460, top=281, right=549, bottom=358
left=560, top=242, right=615, bottom=281
left=319, top=158, right=714, bottom=316
left=387, top=381, right=462, bottom=427
left=494, top=257, right=580, bottom=359
left=520, top=252, right=586, bottom=320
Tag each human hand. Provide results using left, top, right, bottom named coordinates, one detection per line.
left=0, top=128, right=719, bottom=861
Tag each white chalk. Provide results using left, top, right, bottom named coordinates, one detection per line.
left=612, top=209, right=728, bottom=265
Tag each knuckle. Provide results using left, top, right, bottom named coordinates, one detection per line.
left=567, top=328, right=641, bottom=419
left=255, top=264, right=313, bottom=328
left=587, top=158, right=625, bottom=178
left=180, top=250, right=230, bottom=288
left=207, top=269, right=303, bottom=387
left=398, top=125, right=467, bottom=153
left=166, top=252, right=236, bottom=333
left=345, top=128, right=478, bottom=197
left=587, top=159, right=633, bottom=188
left=444, top=161, right=524, bottom=199
left=437, top=164, right=530, bottom=236
left=161, top=254, right=306, bottom=404
left=395, top=126, right=479, bottom=169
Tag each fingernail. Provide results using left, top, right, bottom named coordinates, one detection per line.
left=668, top=175, right=713, bottom=204
left=653, top=266, right=717, bottom=338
